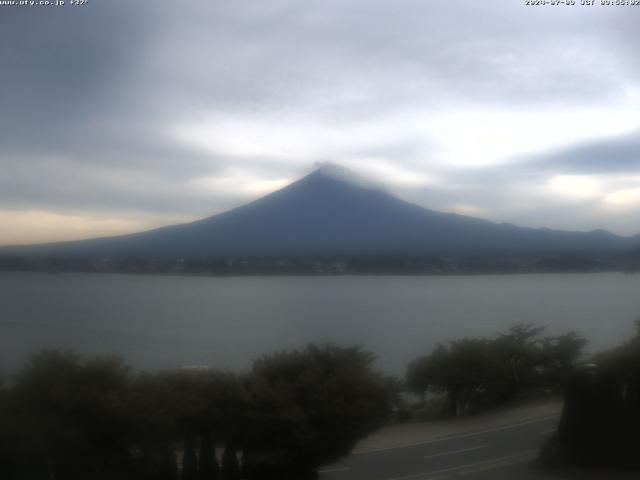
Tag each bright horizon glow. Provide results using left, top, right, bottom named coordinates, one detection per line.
left=0, top=210, right=197, bottom=246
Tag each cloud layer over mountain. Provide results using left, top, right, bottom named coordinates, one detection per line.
left=1, top=0, right=640, bottom=244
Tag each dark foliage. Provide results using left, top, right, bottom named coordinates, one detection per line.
left=406, top=324, right=586, bottom=416
left=241, top=345, right=391, bottom=479
left=5, top=351, right=135, bottom=480
left=182, top=436, right=198, bottom=480
left=221, top=444, right=242, bottom=480
left=198, top=433, right=220, bottom=480
left=548, top=323, right=640, bottom=468
left=0, top=344, right=390, bottom=479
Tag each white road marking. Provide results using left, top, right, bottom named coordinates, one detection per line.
left=318, top=466, right=352, bottom=474
left=355, top=413, right=560, bottom=455
left=541, top=428, right=557, bottom=435
left=423, top=444, right=488, bottom=459
left=385, top=450, right=539, bottom=480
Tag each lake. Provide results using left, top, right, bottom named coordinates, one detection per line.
left=1, top=272, right=638, bottom=375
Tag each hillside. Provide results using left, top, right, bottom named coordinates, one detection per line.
left=1, top=166, right=636, bottom=260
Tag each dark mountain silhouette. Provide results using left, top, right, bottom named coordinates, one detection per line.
left=2, top=165, right=637, bottom=259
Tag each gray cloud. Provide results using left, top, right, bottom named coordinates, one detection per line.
left=1, top=0, right=640, bottom=243
left=395, top=131, right=640, bottom=235
left=523, top=131, right=640, bottom=175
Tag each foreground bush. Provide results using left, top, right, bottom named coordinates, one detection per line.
left=544, top=323, right=640, bottom=468
left=242, top=345, right=390, bottom=479
left=3, top=352, right=135, bottom=479
left=0, top=345, right=390, bottom=480
left=406, top=324, right=586, bottom=416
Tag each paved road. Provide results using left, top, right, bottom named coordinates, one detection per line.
left=319, top=414, right=564, bottom=480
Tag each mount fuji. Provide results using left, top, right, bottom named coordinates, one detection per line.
left=2, top=165, right=636, bottom=259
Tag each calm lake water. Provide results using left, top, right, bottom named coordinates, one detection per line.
left=1, top=272, right=639, bottom=375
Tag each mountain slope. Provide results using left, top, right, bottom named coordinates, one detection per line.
left=2, top=167, right=636, bottom=258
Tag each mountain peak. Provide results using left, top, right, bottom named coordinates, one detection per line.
left=313, top=162, right=353, bottom=179
left=309, top=162, right=379, bottom=190
left=2, top=162, right=634, bottom=259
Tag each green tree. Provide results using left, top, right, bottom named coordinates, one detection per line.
left=221, top=443, right=242, bottom=480
left=242, top=344, right=390, bottom=479
left=495, top=323, right=546, bottom=396
left=128, top=373, right=179, bottom=480
left=550, top=323, right=640, bottom=468
left=129, top=369, right=243, bottom=480
left=406, top=356, right=432, bottom=404
left=182, top=436, right=198, bottom=480
left=9, top=351, right=135, bottom=479
left=0, top=376, right=17, bottom=479
left=198, top=433, right=220, bottom=480
left=406, top=324, right=585, bottom=416
left=539, top=331, right=587, bottom=389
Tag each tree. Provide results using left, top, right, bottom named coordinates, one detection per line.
left=539, top=332, right=587, bottom=389
left=406, top=355, right=432, bottom=403
left=495, top=323, right=546, bottom=396
left=242, top=344, right=390, bottom=479
left=221, top=443, right=242, bottom=480
left=128, top=373, right=179, bottom=480
left=0, top=376, right=17, bottom=479
left=182, top=436, right=198, bottom=480
left=198, top=433, right=220, bottom=480
left=406, top=324, right=587, bottom=416
left=547, top=324, right=640, bottom=468
left=129, top=368, right=243, bottom=480
left=9, top=351, right=135, bottom=479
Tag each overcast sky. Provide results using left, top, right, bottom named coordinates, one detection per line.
left=1, top=0, right=640, bottom=245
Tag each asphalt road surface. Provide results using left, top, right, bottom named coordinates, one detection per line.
left=319, top=414, right=566, bottom=480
